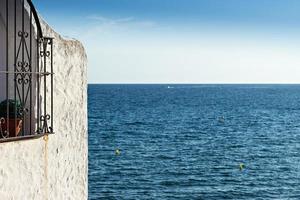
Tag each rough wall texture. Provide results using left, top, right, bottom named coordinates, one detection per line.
left=0, top=14, right=88, bottom=200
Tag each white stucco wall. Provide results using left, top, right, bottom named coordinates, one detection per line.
left=0, top=3, right=88, bottom=200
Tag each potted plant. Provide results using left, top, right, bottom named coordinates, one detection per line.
left=0, top=99, right=23, bottom=138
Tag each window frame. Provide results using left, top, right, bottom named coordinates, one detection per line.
left=0, top=0, right=54, bottom=143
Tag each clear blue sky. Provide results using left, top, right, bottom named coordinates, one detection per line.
left=34, top=0, right=300, bottom=83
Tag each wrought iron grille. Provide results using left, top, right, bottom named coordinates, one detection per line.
left=0, top=0, right=53, bottom=142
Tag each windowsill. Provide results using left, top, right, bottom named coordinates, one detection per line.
left=0, top=133, right=51, bottom=143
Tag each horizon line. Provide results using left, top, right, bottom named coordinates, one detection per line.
left=88, top=82, right=300, bottom=85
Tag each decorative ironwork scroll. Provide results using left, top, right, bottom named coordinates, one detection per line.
left=0, top=118, right=9, bottom=139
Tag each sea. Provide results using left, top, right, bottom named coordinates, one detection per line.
left=88, top=84, right=300, bottom=199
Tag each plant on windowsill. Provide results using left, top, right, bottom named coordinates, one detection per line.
left=0, top=100, right=23, bottom=138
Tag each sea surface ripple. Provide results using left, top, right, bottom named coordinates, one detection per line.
left=88, top=84, right=300, bottom=199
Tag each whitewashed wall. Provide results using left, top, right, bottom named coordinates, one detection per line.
left=0, top=2, right=88, bottom=199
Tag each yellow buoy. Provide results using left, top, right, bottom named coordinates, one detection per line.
left=115, top=149, right=121, bottom=156
left=239, top=163, right=245, bottom=171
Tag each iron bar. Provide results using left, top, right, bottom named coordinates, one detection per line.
left=22, top=0, right=25, bottom=136
left=50, top=38, right=53, bottom=132
left=36, top=37, right=40, bottom=134
left=14, top=0, right=17, bottom=138
left=0, top=71, right=53, bottom=75
left=29, top=8, right=32, bottom=134
left=43, top=39, right=47, bottom=133
left=5, top=0, right=9, bottom=138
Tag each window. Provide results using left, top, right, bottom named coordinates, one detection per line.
left=0, top=0, right=53, bottom=142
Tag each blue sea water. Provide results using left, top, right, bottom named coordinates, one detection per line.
left=88, top=84, right=300, bottom=199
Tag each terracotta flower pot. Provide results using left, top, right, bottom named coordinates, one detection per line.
left=0, top=119, right=22, bottom=138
